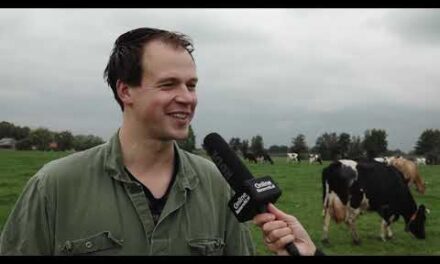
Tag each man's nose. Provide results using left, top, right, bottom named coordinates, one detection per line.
left=175, top=85, right=196, bottom=104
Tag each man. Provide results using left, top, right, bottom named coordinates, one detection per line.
left=0, top=27, right=254, bottom=255
left=0, top=27, right=318, bottom=256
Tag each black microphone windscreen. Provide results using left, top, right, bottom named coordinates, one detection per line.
left=203, top=133, right=301, bottom=256
left=203, top=133, right=254, bottom=192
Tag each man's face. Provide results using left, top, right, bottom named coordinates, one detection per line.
left=128, top=40, right=198, bottom=141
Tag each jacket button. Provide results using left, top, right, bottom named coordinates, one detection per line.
left=64, top=241, right=72, bottom=251
left=85, top=241, right=93, bottom=248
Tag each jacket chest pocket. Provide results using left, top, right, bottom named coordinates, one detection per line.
left=61, top=231, right=123, bottom=255
left=187, top=238, right=225, bottom=256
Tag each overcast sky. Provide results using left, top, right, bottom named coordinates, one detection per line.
left=1, top=9, right=439, bottom=152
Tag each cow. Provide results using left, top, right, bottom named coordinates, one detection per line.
left=257, top=152, right=274, bottom=165
left=386, top=156, right=425, bottom=194
left=287, top=152, right=299, bottom=163
left=374, top=157, right=386, bottom=163
left=309, top=153, right=323, bottom=165
left=415, top=157, right=427, bottom=166
left=243, top=152, right=258, bottom=163
left=321, top=159, right=427, bottom=245
left=373, top=156, right=393, bottom=163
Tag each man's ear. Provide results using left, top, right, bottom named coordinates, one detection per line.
left=116, top=80, right=133, bottom=106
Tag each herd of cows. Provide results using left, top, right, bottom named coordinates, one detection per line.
left=242, top=151, right=323, bottom=165
left=240, top=151, right=430, bottom=245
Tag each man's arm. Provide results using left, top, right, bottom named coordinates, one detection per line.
left=223, top=213, right=256, bottom=255
left=0, top=170, right=54, bottom=255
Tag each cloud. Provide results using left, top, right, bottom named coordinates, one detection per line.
left=381, top=9, right=440, bottom=45
left=0, top=9, right=438, bottom=153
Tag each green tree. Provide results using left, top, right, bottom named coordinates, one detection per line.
left=363, top=129, right=388, bottom=159
left=177, top=125, right=196, bottom=153
left=73, top=134, right=104, bottom=151
left=240, top=139, right=249, bottom=155
left=290, top=134, right=309, bottom=154
left=29, top=128, right=54, bottom=151
left=250, top=135, right=264, bottom=155
left=0, top=121, right=14, bottom=138
left=313, top=132, right=339, bottom=161
left=15, top=126, right=31, bottom=140
left=347, top=135, right=364, bottom=159
left=0, top=121, right=30, bottom=140
left=16, top=138, right=33, bottom=150
left=55, top=131, right=74, bottom=151
left=268, top=145, right=288, bottom=154
left=229, top=137, right=242, bottom=152
left=415, top=129, right=440, bottom=164
left=338, top=133, right=351, bottom=158
left=415, top=129, right=440, bottom=155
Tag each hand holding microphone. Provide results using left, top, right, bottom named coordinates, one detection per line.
left=203, top=132, right=306, bottom=256
left=253, top=203, right=317, bottom=256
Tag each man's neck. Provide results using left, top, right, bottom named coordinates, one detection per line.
left=118, top=123, right=174, bottom=178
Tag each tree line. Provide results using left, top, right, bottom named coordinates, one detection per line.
left=1, top=121, right=197, bottom=153
left=3, top=121, right=437, bottom=164
left=228, top=129, right=440, bottom=164
left=0, top=121, right=104, bottom=151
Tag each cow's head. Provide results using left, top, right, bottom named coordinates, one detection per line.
left=406, top=204, right=427, bottom=239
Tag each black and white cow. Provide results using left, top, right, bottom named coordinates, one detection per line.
left=309, top=153, right=323, bottom=165
left=243, top=152, right=258, bottom=163
left=321, top=159, right=427, bottom=245
left=257, top=152, right=274, bottom=165
left=415, top=157, right=427, bottom=166
left=287, top=152, right=299, bottom=163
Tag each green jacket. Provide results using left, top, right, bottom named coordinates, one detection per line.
left=0, top=132, right=255, bottom=255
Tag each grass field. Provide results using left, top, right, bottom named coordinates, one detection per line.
left=0, top=150, right=69, bottom=230
left=247, top=157, right=440, bottom=256
left=0, top=149, right=439, bottom=255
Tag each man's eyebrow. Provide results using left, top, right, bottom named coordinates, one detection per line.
left=157, top=77, right=198, bottom=83
left=189, top=77, right=198, bottom=83
left=157, top=77, right=179, bottom=83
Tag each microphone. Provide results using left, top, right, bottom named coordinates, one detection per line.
left=203, top=132, right=300, bottom=256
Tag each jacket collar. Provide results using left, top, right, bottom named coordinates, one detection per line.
left=104, top=129, right=198, bottom=191
left=174, top=143, right=198, bottom=191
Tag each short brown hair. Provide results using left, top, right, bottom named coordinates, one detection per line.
left=103, top=27, right=194, bottom=111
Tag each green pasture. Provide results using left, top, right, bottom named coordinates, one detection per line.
left=246, top=157, right=440, bottom=256
left=0, top=150, right=439, bottom=255
left=0, top=150, right=69, bottom=230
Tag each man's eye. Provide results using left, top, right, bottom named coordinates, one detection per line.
left=187, top=84, right=197, bottom=91
left=160, top=83, right=174, bottom=88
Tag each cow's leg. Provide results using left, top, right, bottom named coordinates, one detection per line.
left=386, top=224, right=393, bottom=240
left=382, top=214, right=396, bottom=240
left=380, top=220, right=387, bottom=241
left=346, top=207, right=362, bottom=245
left=380, top=219, right=394, bottom=241
left=321, top=191, right=332, bottom=244
left=321, top=207, right=331, bottom=244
